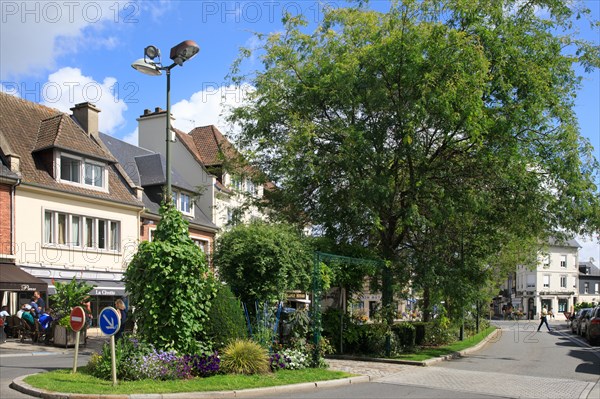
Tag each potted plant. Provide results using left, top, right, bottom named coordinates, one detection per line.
left=50, top=278, right=95, bottom=347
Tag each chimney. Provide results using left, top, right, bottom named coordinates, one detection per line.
left=6, top=153, right=20, bottom=173
left=70, top=102, right=101, bottom=138
left=134, top=186, right=144, bottom=200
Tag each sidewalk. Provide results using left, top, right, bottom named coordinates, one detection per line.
left=0, top=327, right=108, bottom=357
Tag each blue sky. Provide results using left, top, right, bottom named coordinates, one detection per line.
left=1, top=0, right=598, bottom=260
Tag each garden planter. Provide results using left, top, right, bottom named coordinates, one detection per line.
left=53, top=325, right=86, bottom=348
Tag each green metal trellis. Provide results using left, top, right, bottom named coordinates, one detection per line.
left=311, top=251, right=386, bottom=365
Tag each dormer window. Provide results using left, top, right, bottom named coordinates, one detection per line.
left=58, top=153, right=107, bottom=190
left=85, top=162, right=104, bottom=187
left=230, top=175, right=242, bottom=191
left=173, top=191, right=193, bottom=216
left=61, top=156, right=80, bottom=182
left=246, top=180, right=257, bottom=196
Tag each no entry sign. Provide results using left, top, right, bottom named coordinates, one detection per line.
left=69, top=306, right=86, bottom=332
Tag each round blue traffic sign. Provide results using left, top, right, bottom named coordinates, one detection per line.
left=99, top=306, right=121, bottom=336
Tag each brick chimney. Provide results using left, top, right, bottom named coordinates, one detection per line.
left=71, top=102, right=101, bottom=138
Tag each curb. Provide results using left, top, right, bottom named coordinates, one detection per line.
left=10, top=373, right=371, bottom=399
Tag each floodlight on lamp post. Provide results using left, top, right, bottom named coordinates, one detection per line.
left=131, top=40, right=199, bottom=200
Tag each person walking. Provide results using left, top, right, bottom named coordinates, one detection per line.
left=537, top=306, right=552, bottom=332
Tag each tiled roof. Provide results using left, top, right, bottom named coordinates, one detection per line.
left=188, top=125, right=228, bottom=166
left=0, top=92, right=142, bottom=206
left=32, top=114, right=115, bottom=162
left=187, top=125, right=263, bottom=180
left=188, top=125, right=247, bottom=169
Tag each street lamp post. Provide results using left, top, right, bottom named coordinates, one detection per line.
left=131, top=40, right=199, bottom=199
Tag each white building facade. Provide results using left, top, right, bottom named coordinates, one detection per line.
left=514, top=239, right=580, bottom=320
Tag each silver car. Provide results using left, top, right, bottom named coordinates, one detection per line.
left=576, top=308, right=594, bottom=336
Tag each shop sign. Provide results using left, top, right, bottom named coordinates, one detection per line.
left=94, top=289, right=117, bottom=296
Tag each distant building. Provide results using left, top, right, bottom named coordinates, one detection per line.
left=577, top=260, right=600, bottom=306
left=514, top=238, right=580, bottom=320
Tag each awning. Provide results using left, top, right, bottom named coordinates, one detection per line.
left=0, top=263, right=49, bottom=292
left=42, top=278, right=126, bottom=297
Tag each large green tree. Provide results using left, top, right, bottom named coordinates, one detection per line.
left=213, top=221, right=313, bottom=307
left=124, top=203, right=216, bottom=353
left=228, top=0, right=600, bottom=316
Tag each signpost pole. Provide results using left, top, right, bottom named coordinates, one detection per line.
left=72, top=331, right=80, bottom=373
left=110, top=335, right=117, bottom=386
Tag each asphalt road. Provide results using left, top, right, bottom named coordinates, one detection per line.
left=0, top=352, right=92, bottom=399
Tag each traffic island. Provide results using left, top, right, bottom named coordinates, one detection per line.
left=10, top=372, right=370, bottom=399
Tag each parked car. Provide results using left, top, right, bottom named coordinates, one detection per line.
left=570, top=310, right=579, bottom=333
left=584, top=306, right=600, bottom=345
left=570, top=308, right=588, bottom=334
left=576, top=308, right=594, bottom=336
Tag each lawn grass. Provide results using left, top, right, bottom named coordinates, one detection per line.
left=393, top=325, right=498, bottom=361
left=24, top=367, right=354, bottom=395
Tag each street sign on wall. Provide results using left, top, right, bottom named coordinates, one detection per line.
left=69, top=306, right=86, bottom=332
left=99, top=306, right=121, bottom=336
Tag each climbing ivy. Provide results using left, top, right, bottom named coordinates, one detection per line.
left=124, top=202, right=216, bottom=353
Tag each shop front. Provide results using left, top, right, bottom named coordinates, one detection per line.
left=42, top=278, right=126, bottom=327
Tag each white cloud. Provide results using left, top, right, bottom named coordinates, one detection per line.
left=0, top=1, right=135, bottom=80
left=170, top=84, right=254, bottom=135
left=139, top=0, right=173, bottom=21
left=41, top=67, right=127, bottom=134
left=122, top=127, right=138, bottom=146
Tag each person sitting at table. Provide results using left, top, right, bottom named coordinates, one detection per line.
left=21, top=304, right=35, bottom=327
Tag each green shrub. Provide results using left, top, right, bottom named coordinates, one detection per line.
left=425, top=311, right=457, bottom=346
left=392, top=322, right=416, bottom=351
left=321, top=308, right=361, bottom=354
left=50, top=277, right=95, bottom=319
left=412, top=322, right=428, bottom=345
left=220, top=339, right=270, bottom=375
left=356, top=323, right=390, bottom=356
left=206, top=283, right=248, bottom=350
left=463, top=313, right=490, bottom=336
left=288, top=308, right=311, bottom=341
